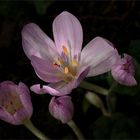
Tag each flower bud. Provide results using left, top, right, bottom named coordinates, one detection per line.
left=49, top=96, right=74, bottom=123
left=111, top=54, right=137, bottom=86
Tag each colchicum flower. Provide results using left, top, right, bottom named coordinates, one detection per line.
left=111, top=53, right=137, bottom=86
left=22, top=11, right=119, bottom=96
left=49, top=96, right=74, bottom=123
left=0, top=81, right=33, bottom=125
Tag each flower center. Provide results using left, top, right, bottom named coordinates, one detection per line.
left=53, top=45, right=79, bottom=82
left=0, top=92, right=23, bottom=115
left=124, top=63, right=129, bottom=70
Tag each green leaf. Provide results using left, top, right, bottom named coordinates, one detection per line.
left=92, top=116, right=112, bottom=139
left=111, top=113, right=136, bottom=139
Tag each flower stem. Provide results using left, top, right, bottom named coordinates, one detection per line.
left=106, top=81, right=118, bottom=115
left=23, top=119, right=50, bottom=140
left=80, top=81, right=108, bottom=96
left=67, top=120, right=85, bottom=140
left=85, top=91, right=110, bottom=117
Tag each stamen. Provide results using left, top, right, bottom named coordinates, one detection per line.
left=1, top=92, right=23, bottom=115
left=57, top=58, right=62, bottom=65
left=64, top=67, right=69, bottom=74
left=73, top=58, right=78, bottom=66
left=62, top=46, right=68, bottom=56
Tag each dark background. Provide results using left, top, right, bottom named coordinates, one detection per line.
left=0, top=0, right=140, bottom=139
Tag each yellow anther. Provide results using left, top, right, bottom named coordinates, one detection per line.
left=57, top=58, right=62, bottom=65
left=73, top=58, right=78, bottom=66
left=64, top=67, right=69, bottom=74
left=62, top=46, right=68, bottom=56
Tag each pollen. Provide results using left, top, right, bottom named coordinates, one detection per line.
left=57, top=58, right=62, bottom=65
left=2, top=93, right=23, bottom=115
left=64, top=67, right=69, bottom=74
left=62, top=46, right=68, bottom=56
left=73, top=58, right=78, bottom=66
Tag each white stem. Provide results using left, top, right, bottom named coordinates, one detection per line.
left=23, top=119, right=50, bottom=140
left=67, top=120, right=85, bottom=140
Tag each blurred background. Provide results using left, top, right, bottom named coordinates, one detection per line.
left=0, top=0, right=140, bottom=139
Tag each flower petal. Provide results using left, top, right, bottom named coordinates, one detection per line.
left=124, top=53, right=135, bottom=75
left=22, top=23, right=57, bottom=60
left=53, top=11, right=83, bottom=58
left=76, top=66, right=90, bottom=85
left=0, top=108, right=19, bottom=125
left=31, top=55, right=62, bottom=83
left=30, top=84, right=61, bottom=96
left=49, top=96, right=74, bottom=123
left=18, top=82, right=33, bottom=119
left=0, top=81, right=32, bottom=125
left=48, top=80, right=77, bottom=96
left=111, top=68, right=137, bottom=86
left=80, top=37, right=120, bottom=76
left=48, top=66, right=90, bottom=96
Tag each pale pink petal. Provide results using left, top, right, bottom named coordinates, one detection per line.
left=0, top=81, right=33, bottom=125
left=53, top=11, right=83, bottom=58
left=76, top=66, right=90, bottom=85
left=48, top=66, right=90, bottom=96
left=49, top=96, right=74, bottom=123
left=30, top=84, right=61, bottom=96
left=111, top=69, right=137, bottom=86
left=22, top=23, right=57, bottom=60
left=0, top=108, right=20, bottom=125
left=18, top=82, right=33, bottom=119
left=31, top=82, right=75, bottom=96
left=31, top=55, right=62, bottom=83
left=124, top=53, right=135, bottom=75
left=111, top=54, right=137, bottom=86
left=31, top=61, right=90, bottom=96
left=13, top=108, right=32, bottom=124
left=80, top=37, right=120, bottom=76
left=48, top=80, right=77, bottom=96
left=87, top=50, right=119, bottom=76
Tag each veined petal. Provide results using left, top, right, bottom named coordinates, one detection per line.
left=111, top=69, right=137, bottom=86
left=48, top=66, right=90, bottom=96
left=76, top=66, right=90, bottom=84
left=0, top=109, right=19, bottom=125
left=48, top=80, right=77, bottom=96
left=18, top=82, right=33, bottom=119
left=80, top=37, right=120, bottom=76
left=22, top=23, right=57, bottom=60
left=111, top=53, right=137, bottom=86
left=31, top=55, right=62, bottom=83
left=30, top=84, right=61, bottom=96
left=88, top=50, right=119, bottom=76
left=0, top=81, right=33, bottom=125
left=31, top=66, right=89, bottom=96
left=49, top=96, right=74, bottom=123
left=31, top=80, right=77, bottom=96
left=53, top=11, right=83, bottom=58
left=124, top=53, right=135, bottom=75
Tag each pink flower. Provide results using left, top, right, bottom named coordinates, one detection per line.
left=111, top=54, right=137, bottom=86
left=0, top=81, right=33, bottom=125
left=22, top=11, right=119, bottom=96
left=49, top=96, right=74, bottom=123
